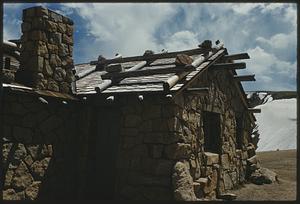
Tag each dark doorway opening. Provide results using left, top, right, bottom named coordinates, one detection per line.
left=86, top=106, right=121, bottom=199
left=236, top=116, right=243, bottom=149
left=203, top=111, right=221, bottom=154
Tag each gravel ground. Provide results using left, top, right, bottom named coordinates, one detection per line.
left=228, top=149, right=297, bottom=201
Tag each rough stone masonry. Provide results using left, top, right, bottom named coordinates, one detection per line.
left=16, top=6, right=75, bottom=93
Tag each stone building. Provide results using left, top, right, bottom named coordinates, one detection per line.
left=1, top=6, right=261, bottom=201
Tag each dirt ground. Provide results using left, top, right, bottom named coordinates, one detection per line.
left=228, top=149, right=297, bottom=201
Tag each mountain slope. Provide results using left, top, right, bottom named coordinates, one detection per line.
left=253, top=97, right=297, bottom=152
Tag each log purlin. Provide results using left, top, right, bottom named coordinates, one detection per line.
left=89, top=47, right=210, bottom=65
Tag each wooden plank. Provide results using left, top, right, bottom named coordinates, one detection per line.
left=101, top=65, right=195, bottom=80
left=248, top=108, right=261, bottom=113
left=210, top=62, right=246, bottom=70
left=223, top=53, right=250, bottom=61
left=234, top=75, right=255, bottom=81
left=90, top=47, right=208, bottom=65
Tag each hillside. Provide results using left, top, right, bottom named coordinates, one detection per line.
left=247, top=91, right=297, bottom=152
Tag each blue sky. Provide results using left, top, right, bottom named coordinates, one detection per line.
left=3, top=3, right=297, bottom=91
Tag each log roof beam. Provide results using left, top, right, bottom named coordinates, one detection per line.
left=234, top=74, right=256, bottom=81
left=222, top=53, right=250, bottom=61
left=248, top=108, right=261, bottom=113
left=210, top=62, right=246, bottom=70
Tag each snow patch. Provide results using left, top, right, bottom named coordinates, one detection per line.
left=258, top=92, right=267, bottom=100
left=255, top=98, right=297, bottom=152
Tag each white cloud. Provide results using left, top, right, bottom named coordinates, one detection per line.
left=229, top=3, right=264, bottom=15
left=256, top=30, right=296, bottom=62
left=244, top=46, right=296, bottom=90
left=3, top=18, right=22, bottom=40
left=3, top=2, right=297, bottom=91
left=162, top=30, right=199, bottom=52
left=62, top=3, right=178, bottom=57
left=227, top=3, right=292, bottom=15
left=257, top=33, right=291, bottom=49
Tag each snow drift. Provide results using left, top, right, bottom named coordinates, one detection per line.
left=254, top=97, right=297, bottom=152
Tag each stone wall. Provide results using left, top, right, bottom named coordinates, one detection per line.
left=170, top=68, right=256, bottom=200
left=114, top=68, right=256, bottom=200
left=114, top=97, right=176, bottom=200
left=16, top=6, right=75, bottom=93
left=1, top=92, right=87, bottom=200
left=2, top=69, right=256, bottom=201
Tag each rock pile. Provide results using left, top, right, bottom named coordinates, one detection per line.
left=246, top=154, right=278, bottom=185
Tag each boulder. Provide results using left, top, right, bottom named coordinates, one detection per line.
left=250, top=167, right=278, bottom=185
left=172, top=161, right=197, bottom=201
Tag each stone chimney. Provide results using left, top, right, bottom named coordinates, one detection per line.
left=16, top=6, right=75, bottom=93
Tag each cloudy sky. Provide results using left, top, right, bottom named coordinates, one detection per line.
left=3, top=3, right=297, bottom=91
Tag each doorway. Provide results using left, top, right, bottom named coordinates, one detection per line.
left=85, top=105, right=121, bottom=199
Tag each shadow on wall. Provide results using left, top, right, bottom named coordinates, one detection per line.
left=3, top=141, right=80, bottom=200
